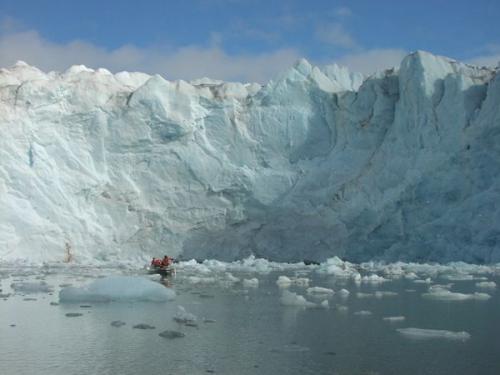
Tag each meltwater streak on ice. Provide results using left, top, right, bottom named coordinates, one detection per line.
left=1, top=51, right=499, bottom=264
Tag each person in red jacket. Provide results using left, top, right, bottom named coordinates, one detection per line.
left=161, top=255, right=172, bottom=267
left=151, top=257, right=162, bottom=267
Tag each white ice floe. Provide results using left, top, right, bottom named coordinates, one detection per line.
left=316, top=257, right=360, bottom=279
left=476, top=281, right=497, bottom=289
left=242, top=278, right=259, bottom=288
left=276, top=276, right=310, bottom=288
left=361, top=274, right=389, bottom=284
left=10, top=281, right=53, bottom=293
left=338, top=289, right=350, bottom=298
left=320, top=300, right=329, bottom=309
left=413, top=278, right=432, bottom=284
left=174, top=305, right=197, bottom=324
left=397, top=328, right=470, bottom=341
left=59, top=276, right=175, bottom=302
left=306, top=286, right=334, bottom=295
left=217, top=272, right=240, bottom=287
left=441, top=273, right=475, bottom=281
left=280, top=290, right=316, bottom=308
left=404, top=272, right=419, bottom=280
left=276, top=276, right=292, bottom=288
left=429, top=283, right=453, bottom=291
left=422, top=286, right=491, bottom=301
left=383, top=316, right=406, bottom=322
left=224, top=272, right=240, bottom=283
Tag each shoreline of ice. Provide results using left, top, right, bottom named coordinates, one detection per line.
left=2, top=256, right=500, bottom=281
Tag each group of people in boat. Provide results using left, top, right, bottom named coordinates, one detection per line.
left=151, top=255, right=174, bottom=268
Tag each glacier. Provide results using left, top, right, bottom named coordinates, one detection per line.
left=0, top=51, right=499, bottom=264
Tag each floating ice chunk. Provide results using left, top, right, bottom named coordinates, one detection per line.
left=397, top=328, right=470, bottom=341
left=224, top=272, right=239, bottom=283
left=242, top=278, right=259, bottom=288
left=404, top=272, right=419, bottom=280
left=441, top=273, right=475, bottom=281
left=174, top=305, right=197, bottom=324
left=422, top=287, right=491, bottom=301
left=307, top=286, right=334, bottom=295
left=380, top=264, right=406, bottom=279
left=338, top=289, right=350, bottom=298
left=320, top=300, right=329, bottom=309
left=276, top=275, right=308, bottom=288
left=361, top=274, right=389, bottom=284
left=375, top=291, right=398, bottom=298
left=276, top=276, right=292, bottom=288
left=11, top=281, right=53, bottom=293
left=429, top=283, right=453, bottom=291
left=217, top=272, right=240, bottom=288
left=352, top=273, right=362, bottom=283
left=59, top=276, right=175, bottom=303
left=354, top=310, right=372, bottom=316
left=413, top=278, right=432, bottom=284
left=383, top=316, right=406, bottom=322
left=476, top=281, right=497, bottom=289
left=280, top=290, right=316, bottom=308
left=316, top=257, right=359, bottom=279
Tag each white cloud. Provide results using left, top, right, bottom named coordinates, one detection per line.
left=332, top=48, right=408, bottom=74
left=315, top=22, right=358, bottom=49
left=467, top=54, right=500, bottom=68
left=0, top=29, right=301, bottom=83
left=334, top=6, right=352, bottom=17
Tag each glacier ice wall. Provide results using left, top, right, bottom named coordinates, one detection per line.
left=1, top=52, right=499, bottom=263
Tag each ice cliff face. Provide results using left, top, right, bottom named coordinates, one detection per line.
left=1, top=51, right=499, bottom=263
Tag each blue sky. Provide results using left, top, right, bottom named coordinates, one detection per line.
left=0, top=0, right=499, bottom=82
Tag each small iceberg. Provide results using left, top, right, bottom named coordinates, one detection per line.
left=306, top=286, right=334, bottom=295
left=173, top=306, right=197, bottom=325
left=397, top=328, right=470, bottom=341
left=59, top=276, right=175, bottom=303
left=383, top=316, right=406, bottom=322
left=422, top=287, right=490, bottom=301
left=476, top=281, right=496, bottom=290
left=242, top=278, right=259, bottom=288
left=280, top=290, right=316, bottom=308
